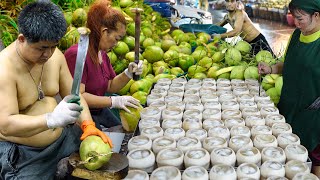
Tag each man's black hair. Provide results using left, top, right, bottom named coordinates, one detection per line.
left=17, top=0, right=67, bottom=43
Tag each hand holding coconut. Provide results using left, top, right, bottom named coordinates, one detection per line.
left=80, top=120, right=113, bottom=148
left=111, top=96, right=140, bottom=113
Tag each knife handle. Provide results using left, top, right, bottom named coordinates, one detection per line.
left=68, top=95, right=81, bottom=106
left=132, top=60, right=140, bottom=81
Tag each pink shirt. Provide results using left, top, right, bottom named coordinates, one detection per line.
left=64, top=45, right=116, bottom=97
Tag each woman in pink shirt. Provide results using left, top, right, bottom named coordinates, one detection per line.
left=65, top=0, right=143, bottom=130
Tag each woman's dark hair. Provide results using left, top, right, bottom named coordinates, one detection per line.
left=87, top=0, right=126, bottom=65
left=288, top=3, right=317, bottom=16
left=17, top=0, right=67, bottom=43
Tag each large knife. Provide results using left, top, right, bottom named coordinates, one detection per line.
left=130, top=8, right=143, bottom=81
left=70, top=27, right=90, bottom=102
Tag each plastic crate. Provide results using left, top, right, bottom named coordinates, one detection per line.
left=179, top=24, right=227, bottom=34
left=144, top=2, right=171, bottom=17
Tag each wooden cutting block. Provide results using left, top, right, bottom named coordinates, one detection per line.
left=69, top=152, right=129, bottom=180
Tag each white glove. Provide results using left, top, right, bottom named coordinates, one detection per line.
left=46, top=95, right=83, bottom=129
left=111, top=96, right=140, bottom=113
left=124, top=60, right=143, bottom=79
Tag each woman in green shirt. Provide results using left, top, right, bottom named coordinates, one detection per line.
left=259, top=0, right=320, bottom=176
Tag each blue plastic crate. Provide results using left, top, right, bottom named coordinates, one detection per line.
left=144, top=2, right=171, bottom=17
left=179, top=24, right=227, bottom=34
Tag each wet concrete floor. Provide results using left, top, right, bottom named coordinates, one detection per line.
left=210, top=9, right=295, bottom=56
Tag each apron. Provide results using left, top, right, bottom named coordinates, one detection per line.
left=278, top=29, right=320, bottom=151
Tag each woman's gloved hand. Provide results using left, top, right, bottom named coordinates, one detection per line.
left=110, top=96, right=140, bottom=113
left=46, top=95, right=83, bottom=129
left=258, top=62, right=272, bottom=75
left=80, top=120, right=113, bottom=147
left=124, top=60, right=143, bottom=79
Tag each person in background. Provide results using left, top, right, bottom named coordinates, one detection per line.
left=258, top=0, right=320, bottom=177
left=215, top=0, right=274, bottom=56
left=0, top=1, right=111, bottom=178
left=65, top=0, right=143, bottom=131
left=199, top=0, right=209, bottom=11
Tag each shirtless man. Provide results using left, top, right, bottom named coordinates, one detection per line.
left=0, top=1, right=111, bottom=179
left=216, top=0, right=274, bottom=55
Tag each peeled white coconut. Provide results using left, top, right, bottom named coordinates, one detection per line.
left=260, top=107, right=279, bottom=118
left=167, top=88, right=184, bottom=97
left=292, top=172, right=319, bottom=180
left=184, top=89, right=200, bottom=97
left=151, top=88, right=167, bottom=97
left=257, top=99, right=275, bottom=109
left=251, top=125, right=272, bottom=138
left=254, top=94, right=271, bottom=103
left=140, top=126, right=164, bottom=140
left=202, top=108, right=221, bottom=120
left=201, top=94, right=219, bottom=104
left=230, top=125, right=251, bottom=138
left=216, top=90, right=233, bottom=97
left=169, top=82, right=185, bottom=90
left=203, top=136, right=228, bottom=153
left=209, top=164, right=237, bottom=180
left=266, top=176, right=288, bottom=180
left=253, top=134, right=278, bottom=151
left=184, top=148, right=210, bottom=169
left=184, top=95, right=201, bottom=104
left=217, top=83, right=232, bottom=91
left=242, top=108, right=261, bottom=119
left=150, top=166, right=181, bottom=180
left=185, top=84, right=201, bottom=91
left=239, top=100, right=258, bottom=111
left=140, top=107, right=161, bottom=121
left=203, top=78, right=216, bottom=84
left=265, top=114, right=286, bottom=127
left=221, top=109, right=242, bottom=120
left=285, top=144, right=308, bottom=162
left=203, top=119, right=224, bottom=131
left=237, top=163, right=260, bottom=179
left=208, top=126, right=230, bottom=140
left=272, top=123, right=292, bottom=137
left=156, top=148, right=184, bottom=169
left=164, top=127, right=185, bottom=141
left=152, top=136, right=176, bottom=155
left=154, top=82, right=170, bottom=91
left=186, top=129, right=208, bottom=142
left=139, top=118, right=160, bottom=131
left=162, top=107, right=183, bottom=120
left=277, top=133, right=300, bottom=149
left=203, top=99, right=221, bottom=110
left=149, top=100, right=167, bottom=111
left=285, top=160, right=310, bottom=179
left=157, top=78, right=172, bottom=85
left=200, top=88, right=216, bottom=98
left=210, top=147, right=236, bottom=166
left=183, top=118, right=202, bottom=131
left=202, top=82, right=216, bottom=90
left=221, top=101, right=240, bottom=111
left=236, top=147, right=261, bottom=166
left=260, top=160, right=286, bottom=179
left=231, top=78, right=245, bottom=85
left=229, top=135, right=253, bottom=153
left=233, top=87, right=250, bottom=96
left=127, top=148, right=155, bottom=172
left=188, top=78, right=202, bottom=84
left=172, top=77, right=187, bottom=85
left=162, top=119, right=182, bottom=130
left=224, top=118, right=245, bottom=129
left=261, top=146, right=286, bottom=164
left=147, top=93, right=165, bottom=106
left=182, top=166, right=209, bottom=180
left=167, top=101, right=185, bottom=112
left=128, top=135, right=152, bottom=151
left=183, top=109, right=202, bottom=121
left=185, top=101, right=204, bottom=112
left=245, top=115, right=265, bottom=128
left=165, top=95, right=183, bottom=104
left=217, top=78, right=231, bottom=84
left=177, top=137, right=202, bottom=153
left=219, top=94, right=237, bottom=103
left=123, top=169, right=149, bottom=180
left=238, top=94, right=255, bottom=102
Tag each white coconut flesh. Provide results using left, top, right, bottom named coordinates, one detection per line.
left=184, top=148, right=210, bottom=169
left=172, top=77, right=187, bottom=84
left=154, top=82, right=169, bottom=90
left=254, top=94, right=271, bottom=102
left=265, top=114, right=286, bottom=127
left=167, top=88, right=184, bottom=97
left=203, top=119, right=224, bottom=131
left=202, top=108, right=221, bottom=120
left=260, top=107, right=279, bottom=117
left=217, top=78, right=231, bottom=84
left=128, top=149, right=155, bottom=170
left=140, top=107, right=161, bottom=121
left=157, top=78, right=172, bottom=85
left=224, top=118, right=245, bottom=129
left=229, top=135, right=253, bottom=152
left=203, top=136, right=228, bottom=153
left=149, top=100, right=166, bottom=111
left=260, top=161, right=286, bottom=178
left=222, top=101, right=239, bottom=111
left=221, top=109, right=242, bottom=120
left=203, top=101, right=221, bottom=110
left=209, top=164, right=237, bottom=180
left=266, top=176, right=288, bottom=180
left=203, top=78, right=216, bottom=84
left=272, top=123, right=292, bottom=137
left=139, top=118, right=160, bottom=131
left=245, top=115, right=265, bottom=128
left=261, top=146, right=286, bottom=164
left=236, top=147, right=261, bottom=166
left=164, top=127, right=185, bottom=141
left=184, top=89, right=200, bottom=96
left=285, top=160, right=310, bottom=179
left=201, top=94, right=219, bottom=104
left=208, top=126, right=230, bottom=140
left=162, top=107, right=183, bottom=121
left=170, top=82, right=184, bottom=90
left=141, top=126, right=164, bottom=140
left=151, top=88, right=167, bottom=97
left=239, top=101, right=257, bottom=111
left=257, top=99, right=275, bottom=109
left=156, top=148, right=184, bottom=168
left=285, top=144, right=308, bottom=162
left=217, top=83, right=232, bottom=91
left=251, top=125, right=272, bottom=138
left=182, top=166, right=209, bottom=180
left=177, top=137, right=201, bottom=153
left=237, top=163, right=260, bottom=179
left=161, top=119, right=182, bottom=130
left=216, top=90, right=233, bottom=96
left=219, top=94, right=236, bottom=103
left=184, top=95, right=201, bottom=103
left=233, top=87, right=250, bottom=96
left=210, top=147, right=236, bottom=166
left=123, top=170, right=149, bottom=180
left=253, top=134, right=278, bottom=151
left=186, top=129, right=207, bottom=142
left=152, top=136, right=176, bottom=154
left=277, top=133, right=300, bottom=149
left=185, top=101, right=204, bottom=112
left=128, top=135, right=152, bottom=151
left=150, top=166, right=181, bottom=180
left=167, top=101, right=185, bottom=112
left=183, top=118, right=202, bottom=131
left=242, top=108, right=261, bottom=119
left=292, top=172, right=319, bottom=180
left=147, top=93, right=164, bottom=106
left=202, top=82, right=216, bottom=89
left=165, top=95, right=183, bottom=104
left=230, top=125, right=251, bottom=137
left=183, top=109, right=202, bottom=120
left=238, top=94, right=255, bottom=102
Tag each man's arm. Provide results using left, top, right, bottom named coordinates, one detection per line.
left=216, top=16, right=228, bottom=27
left=220, top=11, right=244, bottom=39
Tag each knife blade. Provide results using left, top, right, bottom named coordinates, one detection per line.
left=131, top=8, right=143, bottom=81
left=71, top=27, right=90, bottom=96
left=258, top=73, right=262, bottom=96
